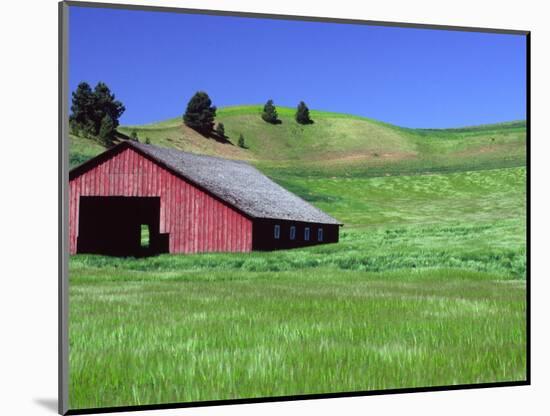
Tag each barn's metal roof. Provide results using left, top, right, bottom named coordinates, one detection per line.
left=128, top=142, right=342, bottom=225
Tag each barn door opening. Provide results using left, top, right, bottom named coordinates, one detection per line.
left=77, top=196, right=169, bottom=257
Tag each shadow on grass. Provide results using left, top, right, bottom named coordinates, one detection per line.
left=191, top=128, right=235, bottom=145
left=211, top=133, right=234, bottom=145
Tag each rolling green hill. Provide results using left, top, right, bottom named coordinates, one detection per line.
left=70, top=105, right=526, bottom=178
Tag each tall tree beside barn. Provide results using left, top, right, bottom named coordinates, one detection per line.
left=69, top=82, right=95, bottom=137
left=261, top=99, right=280, bottom=124
left=92, top=82, right=126, bottom=134
left=183, top=91, right=217, bottom=135
left=295, top=101, right=313, bottom=124
left=69, top=81, right=125, bottom=143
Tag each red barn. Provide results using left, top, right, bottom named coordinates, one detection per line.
left=69, top=141, right=342, bottom=256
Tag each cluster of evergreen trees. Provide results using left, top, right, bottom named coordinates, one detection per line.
left=69, top=81, right=125, bottom=144
left=262, top=99, right=313, bottom=125
left=183, top=92, right=313, bottom=134
left=181, top=92, right=313, bottom=147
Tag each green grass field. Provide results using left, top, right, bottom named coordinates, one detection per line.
left=68, top=107, right=527, bottom=409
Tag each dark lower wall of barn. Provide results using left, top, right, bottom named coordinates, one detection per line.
left=252, top=219, right=339, bottom=251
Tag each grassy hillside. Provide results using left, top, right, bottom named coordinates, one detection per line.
left=69, top=133, right=106, bottom=168
left=71, top=105, right=526, bottom=178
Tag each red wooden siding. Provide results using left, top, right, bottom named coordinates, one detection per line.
left=69, top=147, right=253, bottom=255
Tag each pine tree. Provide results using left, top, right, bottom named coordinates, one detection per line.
left=69, top=82, right=95, bottom=137
left=183, top=91, right=217, bottom=135
left=261, top=99, right=279, bottom=124
left=295, top=101, right=313, bottom=125
left=238, top=134, right=245, bottom=148
left=215, top=122, right=225, bottom=138
left=69, top=81, right=125, bottom=139
left=91, top=82, right=126, bottom=135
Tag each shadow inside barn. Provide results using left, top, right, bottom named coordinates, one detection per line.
left=77, top=196, right=169, bottom=257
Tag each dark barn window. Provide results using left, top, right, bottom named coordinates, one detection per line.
left=274, top=224, right=281, bottom=239
left=251, top=221, right=339, bottom=250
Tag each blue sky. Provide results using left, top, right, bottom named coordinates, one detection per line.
left=69, top=6, right=526, bottom=128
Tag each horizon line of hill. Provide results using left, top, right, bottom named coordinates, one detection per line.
left=121, top=104, right=526, bottom=132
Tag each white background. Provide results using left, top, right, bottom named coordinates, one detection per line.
left=1, top=0, right=548, bottom=415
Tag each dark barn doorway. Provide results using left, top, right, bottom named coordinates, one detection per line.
left=77, top=196, right=169, bottom=257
